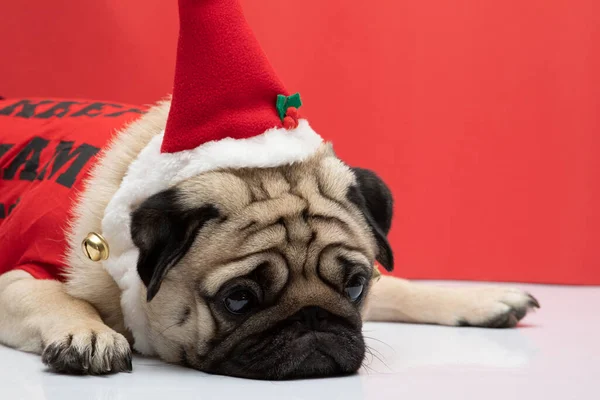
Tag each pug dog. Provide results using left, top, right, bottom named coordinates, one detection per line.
left=0, top=97, right=540, bottom=379
left=0, top=0, right=539, bottom=381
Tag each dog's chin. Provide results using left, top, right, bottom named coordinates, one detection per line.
left=209, top=319, right=365, bottom=380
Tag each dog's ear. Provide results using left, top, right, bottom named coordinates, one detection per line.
left=131, top=189, right=220, bottom=301
left=347, top=167, right=394, bottom=271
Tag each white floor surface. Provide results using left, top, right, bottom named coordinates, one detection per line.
left=1, top=282, right=598, bottom=400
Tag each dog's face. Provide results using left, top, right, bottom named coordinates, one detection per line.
left=129, top=146, right=394, bottom=379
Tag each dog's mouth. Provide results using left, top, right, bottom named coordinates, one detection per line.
left=290, top=335, right=360, bottom=380
left=210, top=330, right=365, bottom=380
left=203, top=308, right=366, bottom=380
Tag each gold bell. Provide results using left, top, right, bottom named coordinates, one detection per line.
left=82, top=232, right=110, bottom=262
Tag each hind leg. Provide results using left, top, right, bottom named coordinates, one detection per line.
left=365, top=275, right=539, bottom=328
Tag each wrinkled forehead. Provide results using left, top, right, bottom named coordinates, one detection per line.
left=170, top=151, right=376, bottom=294
left=176, top=150, right=358, bottom=215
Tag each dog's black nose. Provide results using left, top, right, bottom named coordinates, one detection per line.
left=290, top=306, right=330, bottom=329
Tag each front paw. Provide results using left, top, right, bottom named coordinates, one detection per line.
left=42, top=328, right=132, bottom=375
left=455, top=288, right=540, bottom=328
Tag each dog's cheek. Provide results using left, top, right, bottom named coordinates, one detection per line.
left=145, top=292, right=217, bottom=366
left=195, top=300, right=217, bottom=357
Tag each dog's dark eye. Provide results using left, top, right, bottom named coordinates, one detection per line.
left=224, top=289, right=257, bottom=314
left=345, top=276, right=366, bottom=302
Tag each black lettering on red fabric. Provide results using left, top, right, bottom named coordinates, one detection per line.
left=7, top=197, right=20, bottom=215
left=0, top=143, right=14, bottom=159
left=2, top=137, right=50, bottom=181
left=35, top=101, right=83, bottom=119
left=37, top=141, right=100, bottom=188
left=0, top=99, right=55, bottom=118
left=105, top=108, right=146, bottom=117
left=0, top=198, right=21, bottom=219
left=70, top=102, right=124, bottom=118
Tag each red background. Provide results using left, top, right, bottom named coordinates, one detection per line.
left=1, top=1, right=598, bottom=284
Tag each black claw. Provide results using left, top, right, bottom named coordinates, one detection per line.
left=41, top=342, right=61, bottom=366
left=487, top=311, right=512, bottom=328
left=514, top=307, right=527, bottom=321
left=42, top=340, right=90, bottom=375
left=456, top=294, right=538, bottom=329
left=112, top=348, right=133, bottom=373
left=527, top=294, right=540, bottom=309
left=41, top=334, right=132, bottom=375
left=90, top=332, right=97, bottom=359
left=122, top=351, right=133, bottom=372
left=463, top=307, right=522, bottom=329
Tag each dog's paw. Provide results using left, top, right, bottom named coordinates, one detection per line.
left=42, top=328, right=132, bottom=375
left=453, top=288, right=540, bottom=328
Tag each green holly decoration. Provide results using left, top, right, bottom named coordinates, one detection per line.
left=276, top=93, right=302, bottom=121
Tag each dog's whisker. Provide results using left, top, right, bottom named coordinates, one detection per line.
left=360, top=361, right=374, bottom=375
left=157, top=321, right=183, bottom=337
left=364, top=345, right=392, bottom=372
left=362, top=341, right=388, bottom=359
left=363, top=336, right=395, bottom=352
left=363, top=346, right=376, bottom=365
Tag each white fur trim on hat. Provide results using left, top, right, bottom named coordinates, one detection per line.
left=101, top=119, right=322, bottom=355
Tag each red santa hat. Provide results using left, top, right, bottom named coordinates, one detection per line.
left=163, top=0, right=314, bottom=154
left=100, top=0, right=322, bottom=355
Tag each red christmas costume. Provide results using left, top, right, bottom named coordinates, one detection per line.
left=0, top=98, right=147, bottom=281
